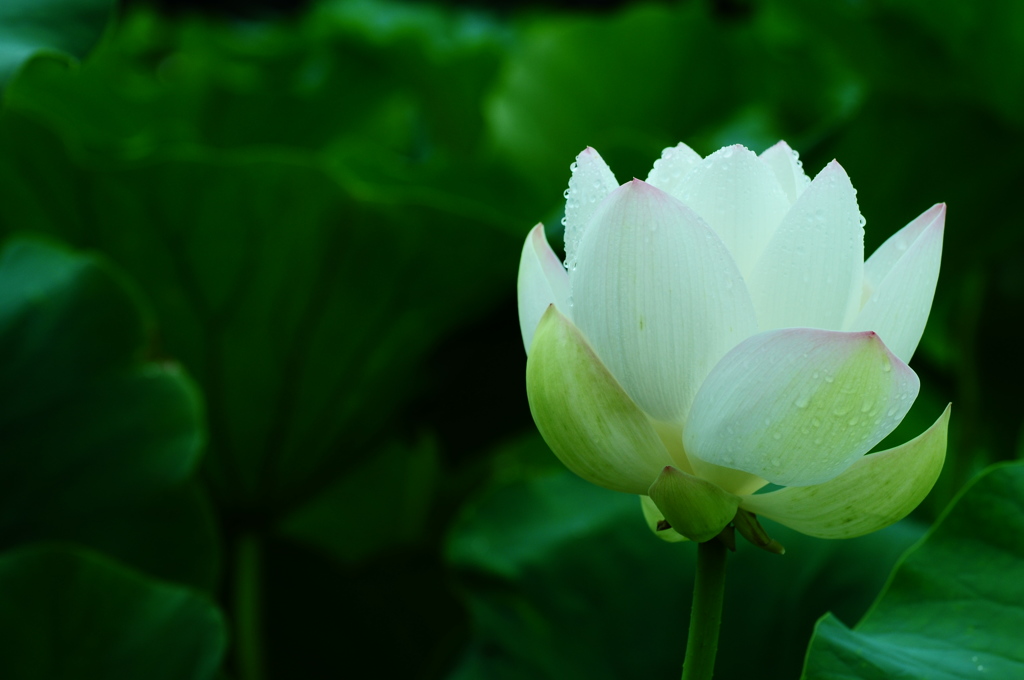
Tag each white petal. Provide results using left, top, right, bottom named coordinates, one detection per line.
left=759, top=140, right=811, bottom=204
left=645, top=142, right=702, bottom=197
left=517, top=224, right=571, bottom=353
left=849, top=204, right=945, bottom=363
left=741, top=405, right=949, bottom=538
left=684, top=328, right=920, bottom=487
left=562, top=147, right=619, bottom=271
left=667, top=145, right=791, bottom=278
left=526, top=306, right=674, bottom=495
left=571, top=180, right=758, bottom=424
left=863, top=203, right=944, bottom=289
left=747, top=161, right=865, bottom=331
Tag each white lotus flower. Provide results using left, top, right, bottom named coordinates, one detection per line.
left=518, top=142, right=949, bottom=545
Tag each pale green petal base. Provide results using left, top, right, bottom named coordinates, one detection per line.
left=740, top=405, right=950, bottom=538
left=648, top=466, right=740, bottom=542
left=526, top=306, right=673, bottom=495
left=640, top=495, right=688, bottom=543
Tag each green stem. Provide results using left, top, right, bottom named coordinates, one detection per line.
left=234, top=533, right=265, bottom=680
left=681, top=538, right=728, bottom=680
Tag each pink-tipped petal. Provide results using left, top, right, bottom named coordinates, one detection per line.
left=571, top=180, right=758, bottom=425
left=849, top=204, right=945, bottom=363
left=562, top=147, right=619, bottom=272
left=747, top=160, right=865, bottom=332
left=666, top=145, right=791, bottom=278
left=759, top=140, right=811, bottom=204
left=684, top=328, right=920, bottom=487
left=517, top=224, right=571, bottom=353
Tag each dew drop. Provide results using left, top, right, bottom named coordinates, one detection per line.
left=772, top=433, right=782, bottom=441
left=770, top=457, right=781, bottom=467
left=794, top=396, right=810, bottom=408
left=824, top=375, right=835, bottom=383
left=847, top=416, right=859, bottom=426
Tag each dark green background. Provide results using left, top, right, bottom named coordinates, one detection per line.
left=1, top=0, right=1021, bottom=678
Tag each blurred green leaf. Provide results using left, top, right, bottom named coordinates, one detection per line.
left=0, top=544, right=225, bottom=680
left=445, top=437, right=923, bottom=680
left=801, top=462, right=1024, bottom=679
left=487, top=2, right=859, bottom=199
left=0, top=2, right=534, bottom=515
left=0, top=109, right=521, bottom=513
left=0, top=236, right=217, bottom=589
left=0, top=0, right=116, bottom=89
left=279, top=436, right=439, bottom=564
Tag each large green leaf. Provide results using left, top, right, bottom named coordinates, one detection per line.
left=802, top=462, right=1024, bottom=679
left=279, top=435, right=440, bottom=564
left=0, top=236, right=217, bottom=589
left=0, top=0, right=116, bottom=89
left=445, top=436, right=924, bottom=680
left=0, top=544, right=225, bottom=680
left=0, top=4, right=528, bottom=515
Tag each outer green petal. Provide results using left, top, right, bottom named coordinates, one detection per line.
left=526, top=306, right=673, bottom=494
left=648, top=466, right=739, bottom=542
left=740, top=405, right=950, bottom=539
left=640, top=495, right=688, bottom=543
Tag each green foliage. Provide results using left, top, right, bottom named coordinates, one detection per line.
left=1, top=0, right=1023, bottom=677
left=0, top=237, right=217, bottom=590
left=0, top=544, right=225, bottom=680
left=0, top=0, right=116, bottom=89
left=802, top=462, right=1024, bottom=679
left=446, top=440, right=923, bottom=680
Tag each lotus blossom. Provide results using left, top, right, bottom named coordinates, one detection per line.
left=518, top=142, right=949, bottom=545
